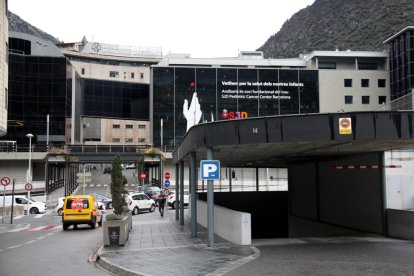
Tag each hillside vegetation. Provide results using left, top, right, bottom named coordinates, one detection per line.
left=258, top=0, right=413, bottom=58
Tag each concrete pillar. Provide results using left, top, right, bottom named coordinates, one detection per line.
left=175, top=163, right=179, bottom=220
left=190, top=152, right=197, bottom=237
left=179, top=160, right=184, bottom=225
left=207, top=147, right=214, bottom=247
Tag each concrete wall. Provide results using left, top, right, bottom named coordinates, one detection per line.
left=197, top=200, right=251, bottom=245
left=384, top=150, right=414, bottom=210
left=0, top=205, right=24, bottom=216
left=289, top=152, right=384, bottom=235
left=319, top=70, right=389, bottom=113
left=198, top=192, right=288, bottom=238
left=387, top=209, right=414, bottom=240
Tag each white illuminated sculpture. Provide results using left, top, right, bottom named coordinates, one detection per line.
left=183, top=92, right=202, bottom=132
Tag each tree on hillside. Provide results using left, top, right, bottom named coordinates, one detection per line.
left=111, top=154, right=127, bottom=216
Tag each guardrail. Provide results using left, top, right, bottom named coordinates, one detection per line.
left=0, top=143, right=175, bottom=153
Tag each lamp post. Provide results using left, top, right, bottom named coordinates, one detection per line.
left=26, top=133, right=33, bottom=215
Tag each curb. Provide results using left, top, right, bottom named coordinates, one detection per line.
left=95, top=245, right=150, bottom=276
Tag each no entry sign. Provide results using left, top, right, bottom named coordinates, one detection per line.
left=140, top=172, right=146, bottom=179
left=164, top=171, right=171, bottom=180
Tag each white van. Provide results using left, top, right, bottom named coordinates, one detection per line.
left=0, top=195, right=47, bottom=214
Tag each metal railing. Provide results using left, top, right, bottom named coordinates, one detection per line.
left=0, top=143, right=175, bottom=153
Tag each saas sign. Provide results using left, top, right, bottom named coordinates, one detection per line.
left=200, top=160, right=220, bottom=180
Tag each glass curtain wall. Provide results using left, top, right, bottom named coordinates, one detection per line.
left=152, top=67, right=319, bottom=146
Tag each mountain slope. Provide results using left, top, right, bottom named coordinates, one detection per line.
left=8, top=11, right=60, bottom=44
left=259, top=0, right=413, bottom=58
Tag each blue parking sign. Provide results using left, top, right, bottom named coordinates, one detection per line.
left=200, top=160, right=220, bottom=180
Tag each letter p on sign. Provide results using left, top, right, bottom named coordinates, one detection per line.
left=200, top=160, right=220, bottom=180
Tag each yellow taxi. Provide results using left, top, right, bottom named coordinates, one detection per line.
left=62, top=195, right=103, bottom=230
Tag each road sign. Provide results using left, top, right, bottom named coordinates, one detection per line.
left=76, top=172, right=92, bottom=178
left=76, top=172, right=92, bottom=184
left=1, top=176, right=11, bottom=186
left=76, top=177, right=92, bottom=183
left=25, top=183, right=33, bottom=191
left=165, top=171, right=171, bottom=180
left=164, top=179, right=170, bottom=188
left=200, top=160, right=220, bottom=180
left=140, top=172, right=146, bottom=179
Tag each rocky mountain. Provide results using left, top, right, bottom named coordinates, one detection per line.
left=258, top=0, right=413, bottom=58
left=7, top=11, right=60, bottom=44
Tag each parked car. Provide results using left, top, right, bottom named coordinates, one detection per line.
left=125, top=163, right=137, bottom=169
left=126, top=192, right=156, bottom=215
left=92, top=193, right=113, bottom=209
left=167, top=191, right=189, bottom=209
left=137, top=185, right=161, bottom=204
left=54, top=197, right=65, bottom=215
left=62, top=195, right=103, bottom=230
left=0, top=195, right=47, bottom=214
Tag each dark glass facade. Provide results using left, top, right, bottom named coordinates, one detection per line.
left=83, top=79, right=149, bottom=120
left=5, top=51, right=68, bottom=145
left=152, top=67, right=319, bottom=146
left=388, top=28, right=414, bottom=100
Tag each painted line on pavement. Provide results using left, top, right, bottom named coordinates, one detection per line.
left=8, top=244, right=23, bottom=249
left=7, top=226, right=31, bottom=232
left=28, top=226, right=46, bottom=231
left=13, top=215, right=24, bottom=220
left=34, top=214, right=44, bottom=218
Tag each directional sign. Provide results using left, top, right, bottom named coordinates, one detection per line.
left=1, top=176, right=11, bottom=187
left=165, top=171, right=171, bottom=180
left=164, top=179, right=170, bottom=188
left=76, top=177, right=92, bottom=184
left=25, top=183, right=33, bottom=191
left=200, top=160, right=220, bottom=180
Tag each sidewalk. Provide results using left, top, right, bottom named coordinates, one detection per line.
left=96, top=209, right=258, bottom=276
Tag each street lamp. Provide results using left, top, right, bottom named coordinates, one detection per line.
left=26, top=133, right=33, bottom=215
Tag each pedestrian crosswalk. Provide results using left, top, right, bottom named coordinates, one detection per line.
left=84, top=183, right=137, bottom=187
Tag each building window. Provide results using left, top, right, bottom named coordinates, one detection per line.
left=379, top=96, right=387, bottom=104
left=140, top=73, right=144, bottom=79
left=112, top=138, right=121, bottom=142
left=126, top=124, right=133, bottom=129
left=125, top=138, right=133, bottom=143
left=109, top=71, right=119, bottom=78
left=138, top=124, right=146, bottom=129
left=131, top=73, right=135, bottom=79
left=138, top=138, right=146, bottom=143
left=362, top=96, right=370, bottom=104
left=361, top=79, right=369, bottom=87
left=113, top=124, right=120, bottom=129
left=345, top=96, right=353, bottom=104
left=318, top=62, right=336, bottom=69
left=378, top=79, right=386, bottom=87
left=358, top=63, right=378, bottom=70
left=344, top=79, right=352, bottom=87
left=81, top=68, right=85, bottom=75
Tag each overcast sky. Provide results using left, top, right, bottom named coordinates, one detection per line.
left=8, top=0, right=315, bottom=58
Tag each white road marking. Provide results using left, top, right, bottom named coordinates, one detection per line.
left=26, top=240, right=36, bottom=244
left=90, top=184, right=95, bottom=187
left=8, top=244, right=23, bottom=249
left=28, top=226, right=46, bottom=231
left=7, top=226, right=30, bottom=232
left=13, top=215, right=24, bottom=220
left=96, top=184, right=101, bottom=187
left=34, top=214, right=44, bottom=218
left=36, top=236, right=45, bottom=240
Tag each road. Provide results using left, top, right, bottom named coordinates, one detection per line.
left=0, top=211, right=107, bottom=276
left=0, top=167, right=130, bottom=276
